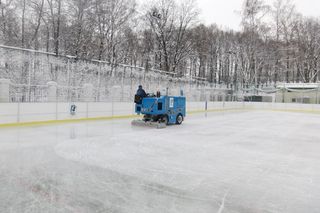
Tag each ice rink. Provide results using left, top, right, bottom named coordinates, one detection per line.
left=1, top=110, right=320, bottom=213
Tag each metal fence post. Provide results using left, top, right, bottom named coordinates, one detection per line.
left=55, top=101, right=58, bottom=120
left=97, top=61, right=102, bottom=102
left=316, top=86, right=318, bottom=104
left=17, top=102, right=21, bottom=123
left=86, top=102, right=89, bottom=118
left=112, top=97, right=114, bottom=117
left=223, top=95, right=225, bottom=108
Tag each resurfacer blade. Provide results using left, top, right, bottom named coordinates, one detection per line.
left=156, top=122, right=166, bottom=129
left=131, top=119, right=167, bottom=129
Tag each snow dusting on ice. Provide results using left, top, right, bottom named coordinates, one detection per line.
left=1, top=110, right=320, bottom=213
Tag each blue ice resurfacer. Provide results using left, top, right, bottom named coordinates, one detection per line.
left=131, top=92, right=186, bottom=128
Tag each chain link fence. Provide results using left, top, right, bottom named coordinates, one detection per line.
left=0, top=45, right=235, bottom=103
left=1, top=45, right=320, bottom=105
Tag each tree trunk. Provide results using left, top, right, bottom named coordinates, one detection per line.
left=21, top=0, right=26, bottom=47
left=54, top=0, right=61, bottom=56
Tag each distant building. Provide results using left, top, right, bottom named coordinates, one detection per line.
left=276, top=83, right=320, bottom=104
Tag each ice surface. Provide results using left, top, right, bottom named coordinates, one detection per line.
left=1, top=110, right=320, bottom=213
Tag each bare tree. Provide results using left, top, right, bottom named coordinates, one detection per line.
left=0, top=0, right=19, bottom=45
left=29, top=0, right=45, bottom=49
left=2, top=0, right=320, bottom=87
left=93, top=0, right=135, bottom=65
left=271, top=0, right=298, bottom=82
left=144, top=0, right=198, bottom=74
left=241, top=0, right=269, bottom=86
left=47, top=0, right=62, bottom=56
left=65, top=0, right=94, bottom=58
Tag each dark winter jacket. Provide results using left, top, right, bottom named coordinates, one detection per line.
left=136, top=88, right=147, bottom=98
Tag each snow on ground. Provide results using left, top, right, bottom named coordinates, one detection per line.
left=0, top=110, right=320, bottom=213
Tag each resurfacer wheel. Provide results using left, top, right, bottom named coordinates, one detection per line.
left=176, top=114, right=183, bottom=125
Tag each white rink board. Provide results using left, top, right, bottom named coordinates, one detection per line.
left=1, top=101, right=320, bottom=124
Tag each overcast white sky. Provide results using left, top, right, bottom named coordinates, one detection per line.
left=197, top=0, right=319, bottom=31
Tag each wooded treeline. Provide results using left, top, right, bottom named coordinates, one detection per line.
left=1, top=0, right=320, bottom=89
